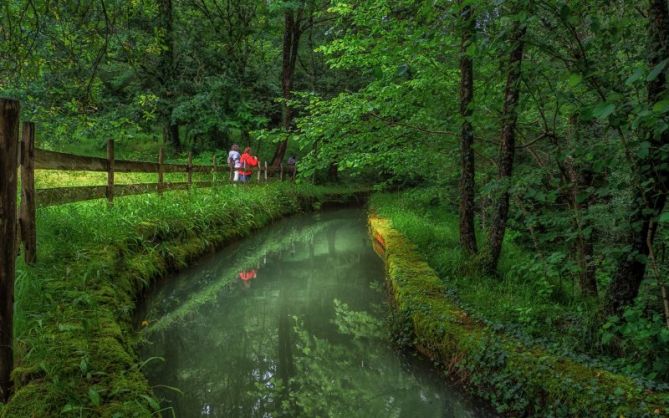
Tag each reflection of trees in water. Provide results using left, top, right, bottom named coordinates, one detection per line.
left=141, top=210, right=487, bottom=418
left=150, top=294, right=283, bottom=417
left=255, top=303, right=455, bottom=418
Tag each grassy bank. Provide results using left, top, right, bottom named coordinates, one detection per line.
left=5, top=183, right=364, bottom=417
left=370, top=190, right=593, bottom=345
left=369, top=189, right=669, bottom=416
left=370, top=189, right=669, bottom=374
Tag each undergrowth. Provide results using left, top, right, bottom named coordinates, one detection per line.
left=370, top=188, right=667, bottom=385
left=5, top=183, right=363, bottom=417
left=369, top=210, right=669, bottom=416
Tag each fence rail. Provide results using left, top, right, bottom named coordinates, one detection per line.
left=34, top=148, right=232, bottom=174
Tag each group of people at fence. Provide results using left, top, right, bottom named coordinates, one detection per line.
left=227, top=144, right=296, bottom=182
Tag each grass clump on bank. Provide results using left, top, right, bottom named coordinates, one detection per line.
left=6, top=183, right=364, bottom=417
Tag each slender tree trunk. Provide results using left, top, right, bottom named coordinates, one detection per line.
left=563, top=116, right=598, bottom=296
left=605, top=0, right=669, bottom=315
left=458, top=3, right=478, bottom=255
left=485, top=21, right=527, bottom=271
left=271, top=8, right=303, bottom=168
left=159, top=0, right=180, bottom=151
left=565, top=160, right=598, bottom=296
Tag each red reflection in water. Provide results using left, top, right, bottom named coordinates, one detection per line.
left=239, top=269, right=257, bottom=287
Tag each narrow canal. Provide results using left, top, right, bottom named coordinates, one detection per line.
left=139, top=209, right=495, bottom=417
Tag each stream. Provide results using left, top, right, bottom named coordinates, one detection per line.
left=139, top=209, right=495, bottom=417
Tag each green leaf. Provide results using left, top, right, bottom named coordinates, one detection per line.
left=647, top=58, right=669, bottom=82
left=141, top=394, right=161, bottom=411
left=653, top=99, right=669, bottom=113
left=592, top=103, right=616, bottom=120
left=567, top=73, right=582, bottom=87
left=625, top=68, right=644, bottom=85
left=638, top=141, right=651, bottom=158
left=660, top=328, right=669, bottom=343
left=658, top=212, right=669, bottom=223
left=62, top=403, right=77, bottom=413
left=88, top=387, right=101, bottom=407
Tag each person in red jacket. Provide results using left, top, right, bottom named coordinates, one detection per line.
left=239, top=147, right=258, bottom=182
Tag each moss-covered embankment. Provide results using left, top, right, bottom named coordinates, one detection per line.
left=3, top=184, right=366, bottom=417
left=369, top=215, right=669, bottom=417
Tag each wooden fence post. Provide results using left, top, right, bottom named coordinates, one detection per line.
left=212, top=155, right=217, bottom=185
left=187, top=151, right=193, bottom=188
left=106, top=139, right=114, bottom=204
left=158, top=147, right=164, bottom=195
left=264, top=161, right=268, bottom=182
left=0, top=98, right=20, bottom=402
left=19, top=122, right=36, bottom=264
left=280, top=163, right=284, bottom=181
left=257, top=160, right=261, bottom=182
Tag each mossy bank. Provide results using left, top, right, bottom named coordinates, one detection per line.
left=3, top=183, right=366, bottom=417
left=369, top=214, right=669, bottom=417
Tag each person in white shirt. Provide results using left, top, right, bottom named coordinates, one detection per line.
left=228, top=144, right=241, bottom=181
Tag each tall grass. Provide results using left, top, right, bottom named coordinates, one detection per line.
left=34, top=169, right=215, bottom=189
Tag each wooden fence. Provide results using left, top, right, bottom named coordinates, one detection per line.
left=14, top=120, right=297, bottom=266
left=32, top=141, right=296, bottom=209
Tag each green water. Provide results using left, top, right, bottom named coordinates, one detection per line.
left=140, top=209, right=494, bottom=417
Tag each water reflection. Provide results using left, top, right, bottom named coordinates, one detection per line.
left=140, top=209, right=495, bottom=418
left=239, top=269, right=257, bottom=288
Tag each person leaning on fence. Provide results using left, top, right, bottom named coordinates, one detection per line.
left=239, top=147, right=258, bottom=182
left=228, top=144, right=242, bottom=182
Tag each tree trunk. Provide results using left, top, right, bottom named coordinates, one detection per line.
left=485, top=21, right=527, bottom=272
left=563, top=116, right=598, bottom=296
left=458, top=3, right=478, bottom=255
left=565, top=159, right=598, bottom=296
left=159, top=0, right=180, bottom=151
left=271, top=8, right=303, bottom=168
left=605, top=0, right=669, bottom=315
